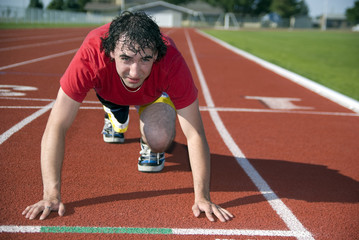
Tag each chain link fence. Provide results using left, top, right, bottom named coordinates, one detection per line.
left=0, top=6, right=114, bottom=25
left=1, top=6, right=317, bottom=29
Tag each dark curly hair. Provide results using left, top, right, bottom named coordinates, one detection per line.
left=101, top=11, right=167, bottom=62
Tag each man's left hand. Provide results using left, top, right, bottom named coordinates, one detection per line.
left=192, top=200, right=234, bottom=222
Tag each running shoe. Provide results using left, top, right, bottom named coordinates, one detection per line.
left=102, top=118, right=125, bottom=143
left=138, top=140, right=165, bottom=172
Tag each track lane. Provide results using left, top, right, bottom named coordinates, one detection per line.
left=185, top=28, right=359, bottom=240
left=0, top=27, right=358, bottom=240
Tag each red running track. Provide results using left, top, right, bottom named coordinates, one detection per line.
left=0, top=27, right=358, bottom=240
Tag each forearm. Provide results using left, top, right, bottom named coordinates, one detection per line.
left=40, top=124, right=66, bottom=200
left=187, top=133, right=211, bottom=201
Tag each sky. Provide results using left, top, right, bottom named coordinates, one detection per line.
left=0, top=0, right=356, bottom=18
left=305, top=0, right=355, bottom=17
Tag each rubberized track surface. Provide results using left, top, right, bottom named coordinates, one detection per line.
left=0, top=27, right=358, bottom=240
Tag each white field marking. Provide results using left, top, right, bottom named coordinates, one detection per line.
left=0, top=97, right=99, bottom=104
left=0, top=85, right=38, bottom=96
left=0, top=37, right=84, bottom=52
left=185, top=30, right=314, bottom=240
left=245, top=96, right=313, bottom=110
left=0, top=32, right=84, bottom=43
left=0, top=49, right=78, bottom=71
left=0, top=96, right=55, bottom=102
left=172, top=228, right=310, bottom=238
left=0, top=101, right=54, bottom=145
left=0, top=225, right=41, bottom=233
left=1, top=105, right=358, bottom=117
left=0, top=225, right=310, bottom=238
left=197, top=30, right=359, bottom=114
left=1, top=97, right=358, bottom=117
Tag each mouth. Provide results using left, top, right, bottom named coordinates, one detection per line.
left=127, top=78, right=141, bottom=84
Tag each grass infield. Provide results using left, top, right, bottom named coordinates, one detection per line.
left=204, top=29, right=359, bottom=101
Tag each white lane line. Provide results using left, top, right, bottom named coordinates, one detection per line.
left=0, top=101, right=54, bottom=145
left=0, top=97, right=55, bottom=102
left=1, top=96, right=358, bottom=117
left=0, top=225, right=41, bottom=233
left=185, top=30, right=314, bottom=240
left=197, top=30, right=359, bottom=114
left=0, top=37, right=84, bottom=52
left=173, top=228, right=309, bottom=238
left=0, top=49, right=78, bottom=71
left=0, top=224, right=310, bottom=238
left=0, top=32, right=84, bottom=43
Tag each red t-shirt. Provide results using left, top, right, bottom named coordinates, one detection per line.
left=60, top=23, right=198, bottom=110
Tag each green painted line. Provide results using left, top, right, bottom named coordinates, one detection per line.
left=41, top=226, right=173, bottom=235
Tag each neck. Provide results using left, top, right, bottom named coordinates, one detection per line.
left=121, top=78, right=142, bottom=93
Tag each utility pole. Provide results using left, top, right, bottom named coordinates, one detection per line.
left=121, top=0, right=125, bottom=12
left=321, top=0, right=328, bottom=31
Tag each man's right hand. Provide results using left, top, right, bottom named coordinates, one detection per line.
left=22, top=198, right=65, bottom=220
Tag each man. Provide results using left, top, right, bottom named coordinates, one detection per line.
left=22, top=11, right=233, bottom=222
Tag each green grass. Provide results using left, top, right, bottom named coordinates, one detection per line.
left=203, top=29, right=359, bottom=101
left=0, top=22, right=101, bottom=29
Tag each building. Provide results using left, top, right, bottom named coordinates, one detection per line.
left=127, top=1, right=202, bottom=27
left=85, top=0, right=122, bottom=16
left=314, top=13, right=348, bottom=29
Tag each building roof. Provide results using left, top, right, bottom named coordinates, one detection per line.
left=180, top=0, right=223, bottom=15
left=127, top=1, right=200, bottom=16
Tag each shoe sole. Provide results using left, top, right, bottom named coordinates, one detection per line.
left=138, top=163, right=164, bottom=173
left=103, top=135, right=125, bottom=143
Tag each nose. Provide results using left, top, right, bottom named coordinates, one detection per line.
left=129, top=62, right=141, bottom=78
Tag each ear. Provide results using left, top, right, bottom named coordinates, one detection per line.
left=153, top=51, right=158, bottom=61
left=110, top=51, right=115, bottom=59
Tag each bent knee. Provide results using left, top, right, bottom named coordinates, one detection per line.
left=145, top=128, right=175, bottom=153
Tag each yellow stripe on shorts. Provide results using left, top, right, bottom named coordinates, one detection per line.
left=138, top=93, right=176, bottom=116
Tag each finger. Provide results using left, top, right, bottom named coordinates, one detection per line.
left=22, top=206, right=31, bottom=215
left=219, top=207, right=234, bottom=218
left=29, top=207, right=42, bottom=220
left=212, top=205, right=226, bottom=222
left=219, top=208, right=233, bottom=221
left=192, top=204, right=201, bottom=218
left=58, top=203, right=65, bottom=217
left=204, top=207, right=215, bottom=222
left=40, top=206, right=52, bottom=220
left=25, top=206, right=36, bottom=219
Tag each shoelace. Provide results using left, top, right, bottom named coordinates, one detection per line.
left=139, top=144, right=161, bottom=164
left=103, top=120, right=115, bottom=142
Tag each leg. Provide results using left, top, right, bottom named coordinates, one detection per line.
left=97, top=94, right=129, bottom=143
left=140, top=102, right=176, bottom=152
left=137, top=93, right=176, bottom=172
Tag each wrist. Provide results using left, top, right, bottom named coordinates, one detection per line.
left=43, top=186, right=61, bottom=200
left=194, top=190, right=210, bottom=202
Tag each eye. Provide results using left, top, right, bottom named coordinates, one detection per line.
left=121, top=56, right=130, bottom=61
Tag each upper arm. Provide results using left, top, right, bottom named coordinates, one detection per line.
left=177, top=99, right=205, bottom=139
left=45, top=87, right=81, bottom=132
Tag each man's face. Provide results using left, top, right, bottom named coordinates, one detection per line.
left=110, top=39, right=157, bottom=89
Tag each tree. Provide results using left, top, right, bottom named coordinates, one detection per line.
left=47, top=0, right=64, bottom=10
left=296, top=0, right=308, bottom=16
left=253, top=0, right=272, bottom=16
left=46, top=0, right=89, bottom=12
left=164, top=0, right=192, bottom=5
left=270, top=0, right=307, bottom=18
left=77, top=0, right=91, bottom=12
left=28, top=0, right=44, bottom=9
left=346, top=0, right=359, bottom=24
left=202, top=0, right=255, bottom=16
left=64, top=0, right=80, bottom=11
